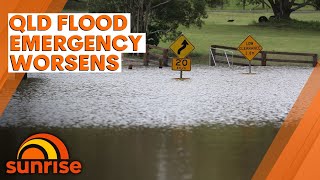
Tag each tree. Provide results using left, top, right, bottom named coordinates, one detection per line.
left=87, top=0, right=207, bottom=45
left=315, top=0, right=320, bottom=10
left=257, top=0, right=316, bottom=19
left=238, top=0, right=318, bottom=19
left=269, top=0, right=313, bottom=19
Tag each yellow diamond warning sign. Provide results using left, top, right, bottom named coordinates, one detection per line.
left=170, top=34, right=195, bottom=59
left=237, top=35, right=263, bottom=61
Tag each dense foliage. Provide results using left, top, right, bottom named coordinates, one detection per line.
left=87, top=0, right=208, bottom=45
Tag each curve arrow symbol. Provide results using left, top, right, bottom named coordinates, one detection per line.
left=177, top=40, right=189, bottom=55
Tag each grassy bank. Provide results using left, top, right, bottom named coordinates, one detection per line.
left=160, top=11, right=320, bottom=64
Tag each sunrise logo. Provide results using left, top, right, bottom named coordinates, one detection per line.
left=6, top=133, right=82, bottom=174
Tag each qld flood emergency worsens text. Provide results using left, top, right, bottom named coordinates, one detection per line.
left=8, top=13, right=146, bottom=73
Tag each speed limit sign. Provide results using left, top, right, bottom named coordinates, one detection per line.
left=172, top=58, right=191, bottom=71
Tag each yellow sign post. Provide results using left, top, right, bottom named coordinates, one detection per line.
left=170, top=34, right=195, bottom=78
left=237, top=35, right=263, bottom=73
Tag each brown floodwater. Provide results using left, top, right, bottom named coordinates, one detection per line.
left=0, top=126, right=278, bottom=180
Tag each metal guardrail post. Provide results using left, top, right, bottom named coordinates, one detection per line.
left=209, top=46, right=216, bottom=66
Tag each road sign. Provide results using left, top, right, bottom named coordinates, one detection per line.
left=170, top=34, right=195, bottom=59
left=172, top=58, right=191, bottom=71
left=237, top=35, right=263, bottom=61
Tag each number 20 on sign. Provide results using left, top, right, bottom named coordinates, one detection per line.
left=172, top=58, right=191, bottom=71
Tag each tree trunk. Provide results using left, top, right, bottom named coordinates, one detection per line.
left=275, top=9, right=292, bottom=19
left=280, top=10, right=292, bottom=19
left=144, top=1, right=151, bottom=34
left=270, top=1, right=292, bottom=19
left=243, top=0, right=246, bottom=10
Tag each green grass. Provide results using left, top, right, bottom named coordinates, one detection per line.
left=160, top=11, right=320, bottom=64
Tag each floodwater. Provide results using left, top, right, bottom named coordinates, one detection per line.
left=0, top=65, right=313, bottom=180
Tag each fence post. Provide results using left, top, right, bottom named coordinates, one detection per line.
left=313, top=54, right=318, bottom=67
left=159, top=57, right=163, bottom=68
left=163, top=49, right=169, bottom=67
left=143, top=45, right=149, bottom=66
left=209, top=46, right=216, bottom=66
left=261, top=51, right=267, bottom=66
